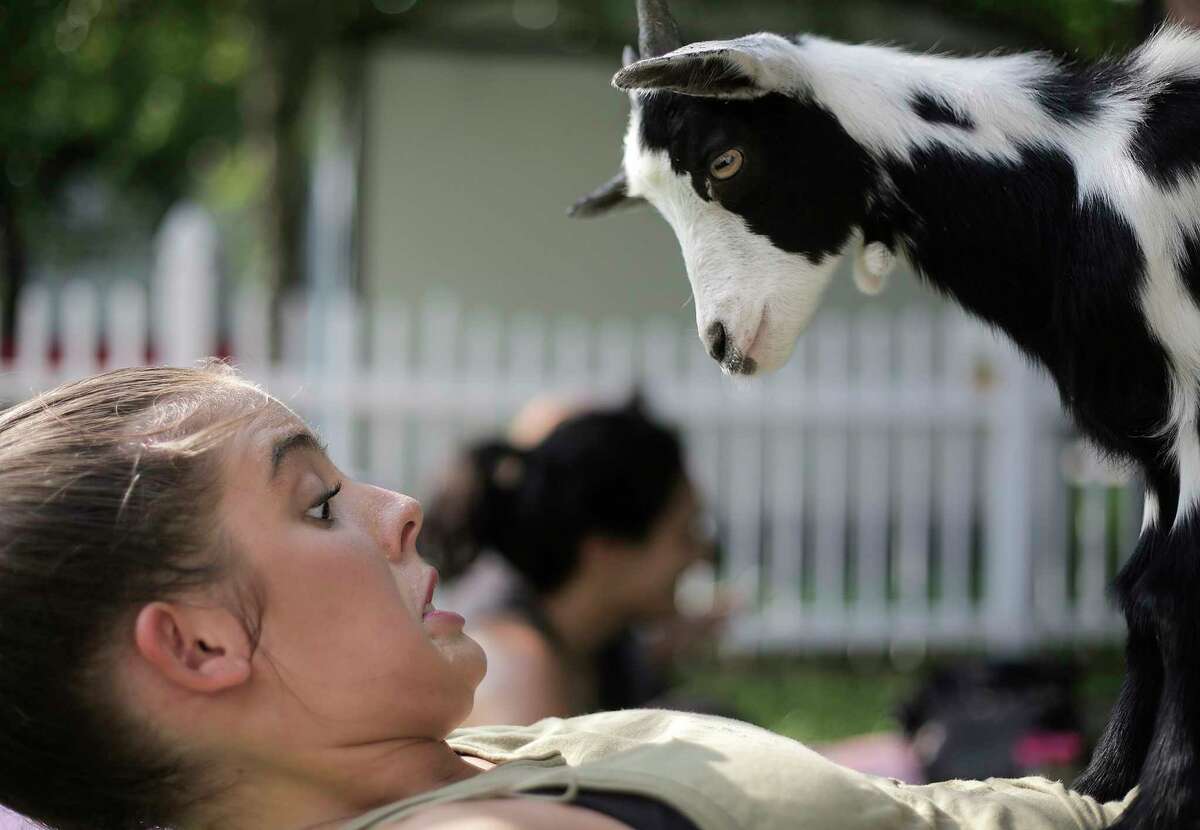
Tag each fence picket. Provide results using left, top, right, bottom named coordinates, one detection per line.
left=895, top=310, right=934, bottom=639
left=415, top=297, right=462, bottom=485
left=369, top=303, right=412, bottom=491
left=852, top=310, right=891, bottom=639
left=15, top=284, right=51, bottom=387
left=766, top=378, right=804, bottom=623
left=551, top=315, right=590, bottom=389
left=936, top=317, right=976, bottom=631
left=462, top=309, right=504, bottom=427
left=983, top=343, right=1039, bottom=651
left=508, top=310, right=547, bottom=403
left=231, top=285, right=270, bottom=373
left=318, top=294, right=359, bottom=474
left=106, top=281, right=147, bottom=369
left=1077, top=482, right=1112, bottom=633
left=597, top=317, right=636, bottom=393
left=812, top=316, right=849, bottom=623
left=60, top=280, right=100, bottom=381
left=1032, top=430, right=1070, bottom=638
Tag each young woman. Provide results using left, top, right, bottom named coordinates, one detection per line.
left=0, top=364, right=1132, bottom=830
left=422, top=400, right=724, bottom=725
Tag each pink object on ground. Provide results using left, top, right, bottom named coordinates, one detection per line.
left=816, top=732, right=926, bottom=784
left=1012, top=731, right=1084, bottom=769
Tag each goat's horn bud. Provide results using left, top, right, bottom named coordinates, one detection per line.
left=637, top=0, right=682, bottom=58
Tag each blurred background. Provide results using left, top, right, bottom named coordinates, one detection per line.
left=2, top=0, right=1198, bottom=809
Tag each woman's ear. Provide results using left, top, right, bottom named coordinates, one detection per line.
left=133, top=601, right=252, bottom=694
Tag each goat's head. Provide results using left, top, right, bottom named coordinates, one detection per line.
left=572, top=0, right=875, bottom=375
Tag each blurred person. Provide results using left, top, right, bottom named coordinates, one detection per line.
left=0, top=363, right=1137, bottom=830
left=424, top=398, right=731, bottom=725
left=506, top=393, right=584, bottom=449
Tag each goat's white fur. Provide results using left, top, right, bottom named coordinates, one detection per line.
left=1143, top=491, right=1161, bottom=535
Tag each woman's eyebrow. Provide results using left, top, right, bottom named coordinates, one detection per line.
left=269, top=430, right=330, bottom=481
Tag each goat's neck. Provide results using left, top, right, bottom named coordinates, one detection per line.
left=793, top=35, right=1065, bottom=163
left=793, top=38, right=1098, bottom=358
left=859, top=143, right=1067, bottom=365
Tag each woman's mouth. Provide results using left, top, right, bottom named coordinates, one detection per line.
left=421, top=570, right=439, bottom=614
left=423, top=603, right=465, bottom=627
left=420, top=572, right=464, bottom=626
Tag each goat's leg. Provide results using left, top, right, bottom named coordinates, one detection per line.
left=1073, top=493, right=1164, bottom=803
left=1109, top=515, right=1200, bottom=829
left=1072, top=617, right=1160, bottom=801
left=1072, top=515, right=1163, bottom=802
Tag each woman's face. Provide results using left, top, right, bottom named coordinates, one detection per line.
left=622, top=482, right=712, bottom=620
left=218, top=403, right=486, bottom=748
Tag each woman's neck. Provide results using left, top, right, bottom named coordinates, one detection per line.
left=541, top=576, right=628, bottom=657
left=193, top=736, right=483, bottom=830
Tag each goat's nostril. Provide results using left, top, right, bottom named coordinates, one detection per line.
left=706, top=321, right=727, bottom=363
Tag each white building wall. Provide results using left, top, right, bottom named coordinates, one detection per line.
left=361, top=47, right=931, bottom=325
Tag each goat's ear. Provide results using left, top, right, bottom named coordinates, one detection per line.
left=612, top=42, right=773, bottom=99
left=568, top=172, right=644, bottom=219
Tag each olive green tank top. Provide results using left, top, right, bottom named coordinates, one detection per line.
left=339, top=709, right=1132, bottom=830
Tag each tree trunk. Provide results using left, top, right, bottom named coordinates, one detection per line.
left=0, top=176, right=27, bottom=353
left=261, top=39, right=315, bottom=359
left=246, top=2, right=323, bottom=359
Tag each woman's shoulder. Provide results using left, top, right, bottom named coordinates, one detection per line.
left=377, top=798, right=631, bottom=829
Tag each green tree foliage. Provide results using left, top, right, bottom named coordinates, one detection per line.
left=0, top=0, right=254, bottom=338
left=0, top=0, right=252, bottom=223
left=927, top=0, right=1144, bottom=55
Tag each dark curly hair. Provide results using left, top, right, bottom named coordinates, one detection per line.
left=422, top=398, right=686, bottom=594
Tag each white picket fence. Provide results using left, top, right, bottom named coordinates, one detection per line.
left=0, top=264, right=1143, bottom=655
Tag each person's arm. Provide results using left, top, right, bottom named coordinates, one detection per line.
left=389, top=798, right=631, bottom=829
left=460, top=619, right=572, bottom=727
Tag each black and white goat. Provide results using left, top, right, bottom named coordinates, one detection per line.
left=573, top=2, right=1200, bottom=828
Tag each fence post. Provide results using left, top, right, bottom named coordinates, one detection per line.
left=152, top=202, right=219, bottom=366
left=983, top=343, right=1041, bottom=651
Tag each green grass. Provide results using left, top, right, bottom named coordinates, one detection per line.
left=674, top=657, right=918, bottom=743
left=674, top=650, right=1127, bottom=746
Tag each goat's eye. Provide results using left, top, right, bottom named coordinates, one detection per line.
left=709, top=148, right=744, bottom=180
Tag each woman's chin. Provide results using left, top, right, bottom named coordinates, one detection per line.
left=453, top=633, right=488, bottom=688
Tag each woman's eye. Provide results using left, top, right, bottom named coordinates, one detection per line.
left=305, top=502, right=332, bottom=522
left=709, top=148, right=744, bottom=180
left=305, top=482, right=341, bottom=523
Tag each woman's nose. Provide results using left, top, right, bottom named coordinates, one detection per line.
left=377, top=489, right=423, bottom=561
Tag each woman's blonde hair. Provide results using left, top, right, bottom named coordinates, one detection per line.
left=0, top=361, right=268, bottom=830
